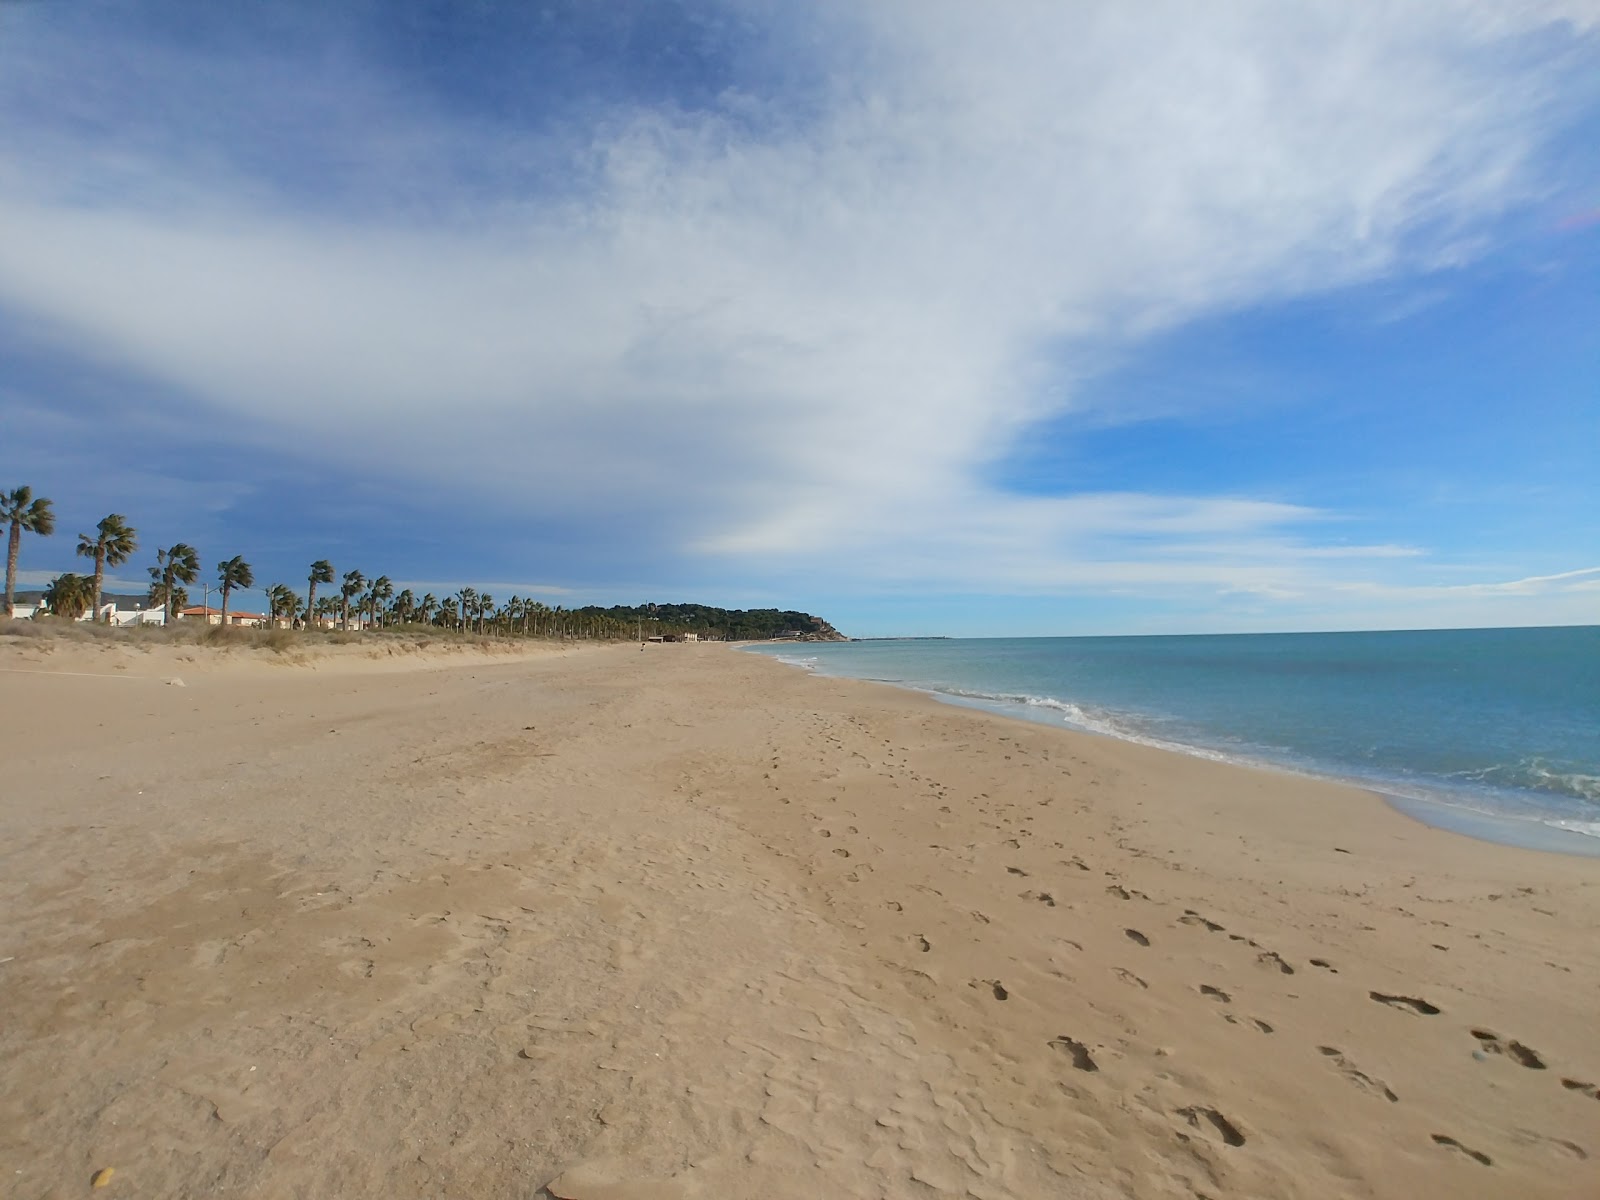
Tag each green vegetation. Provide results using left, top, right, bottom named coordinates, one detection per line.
left=3, top=485, right=56, bottom=616
left=2, top=481, right=842, bottom=642
left=150, top=543, right=200, bottom=622
left=41, top=572, right=93, bottom=620
left=76, top=513, right=139, bottom=622
left=340, top=569, right=366, bottom=632
left=571, top=603, right=842, bottom=642
left=216, top=555, right=255, bottom=626
left=306, top=559, right=334, bottom=627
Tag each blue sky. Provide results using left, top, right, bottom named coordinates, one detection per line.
left=2, top=0, right=1597, bottom=637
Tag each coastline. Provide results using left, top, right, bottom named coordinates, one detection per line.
left=3, top=640, right=1596, bottom=1198
left=749, top=639, right=1600, bottom=859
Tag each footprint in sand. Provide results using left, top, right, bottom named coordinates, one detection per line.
left=1513, top=1130, right=1588, bottom=1161
left=1471, top=1030, right=1546, bottom=1069
left=1370, top=991, right=1441, bottom=1015
left=1049, top=1035, right=1098, bottom=1072
left=1256, top=950, right=1295, bottom=975
left=1199, top=984, right=1231, bottom=1002
left=1561, top=1078, right=1600, bottom=1101
left=1432, top=1134, right=1492, bottom=1166
left=967, top=979, right=1008, bottom=1001
left=1222, top=1014, right=1274, bottom=1033
left=1179, top=910, right=1225, bottom=933
left=1125, top=928, right=1150, bottom=946
left=1176, top=1105, right=1246, bottom=1147
left=1319, top=1046, right=1398, bottom=1102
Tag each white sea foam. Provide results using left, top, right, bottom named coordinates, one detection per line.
left=940, top=686, right=1600, bottom=853
left=1525, top=764, right=1600, bottom=803
left=935, top=686, right=1247, bottom=767
left=1445, top=759, right=1600, bottom=804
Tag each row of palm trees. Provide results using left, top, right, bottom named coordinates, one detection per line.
left=3, top=483, right=653, bottom=640
left=1, top=486, right=256, bottom=625
left=280, top=570, right=631, bottom=640
left=5, top=487, right=151, bottom=621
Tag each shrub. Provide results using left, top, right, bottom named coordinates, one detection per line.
left=261, top=627, right=298, bottom=653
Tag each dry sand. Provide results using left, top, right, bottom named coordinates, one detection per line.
left=1, top=634, right=1596, bottom=1199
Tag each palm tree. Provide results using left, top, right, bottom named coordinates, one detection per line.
left=340, top=569, right=366, bottom=630
left=267, top=584, right=301, bottom=627
left=306, top=560, right=334, bottom=628
left=477, top=592, right=493, bottom=635
left=439, top=597, right=459, bottom=629
left=3, top=485, right=56, bottom=617
left=216, top=555, right=254, bottom=626
left=418, top=593, right=437, bottom=625
left=149, top=544, right=200, bottom=623
left=42, top=572, right=93, bottom=620
left=75, top=513, right=138, bottom=623
left=456, top=588, right=477, bottom=634
left=158, top=584, right=190, bottom=615
left=393, top=588, right=416, bottom=625
left=315, top=595, right=339, bottom=624
left=367, top=575, right=393, bottom=630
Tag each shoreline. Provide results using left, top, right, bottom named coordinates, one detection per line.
left=747, top=642, right=1600, bottom=860
left=3, top=641, right=1596, bottom=1198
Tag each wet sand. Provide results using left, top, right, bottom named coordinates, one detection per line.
left=2, top=636, right=1596, bottom=1198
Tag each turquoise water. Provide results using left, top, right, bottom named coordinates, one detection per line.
left=746, top=627, right=1600, bottom=856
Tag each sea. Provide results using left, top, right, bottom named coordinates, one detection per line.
left=745, top=626, right=1600, bottom=857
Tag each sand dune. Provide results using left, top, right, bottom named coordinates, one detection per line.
left=1, top=638, right=1595, bottom=1198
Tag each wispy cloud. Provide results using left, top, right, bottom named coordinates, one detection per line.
left=1342, top=565, right=1600, bottom=598
left=1, top=1, right=1596, bottom=618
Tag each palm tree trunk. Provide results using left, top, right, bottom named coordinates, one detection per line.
left=306, top=581, right=317, bottom=628
left=5, top=521, right=19, bottom=616
left=93, top=550, right=106, bottom=623
left=220, top=585, right=231, bottom=627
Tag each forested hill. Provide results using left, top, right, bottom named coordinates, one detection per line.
left=583, top=603, right=845, bottom=641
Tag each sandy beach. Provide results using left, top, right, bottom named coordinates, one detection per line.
left=1, top=635, right=1596, bottom=1199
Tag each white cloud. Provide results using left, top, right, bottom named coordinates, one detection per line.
left=1, top=1, right=1596, bottom=610
left=1338, top=564, right=1600, bottom=599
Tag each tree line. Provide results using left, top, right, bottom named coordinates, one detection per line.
left=3, top=484, right=840, bottom=641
